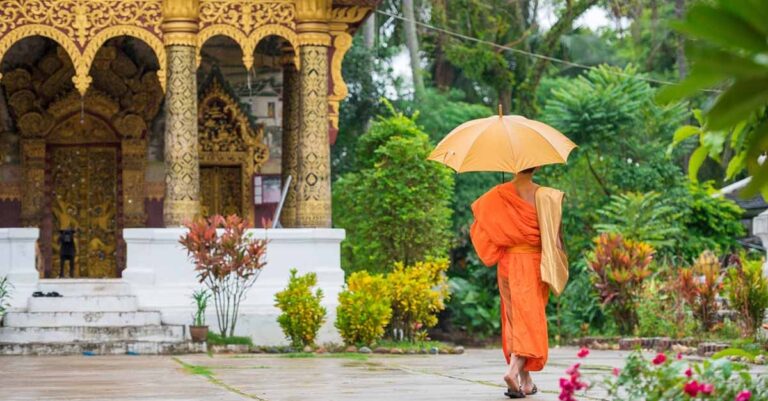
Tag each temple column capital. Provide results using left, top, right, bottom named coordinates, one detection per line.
left=161, top=0, right=200, bottom=47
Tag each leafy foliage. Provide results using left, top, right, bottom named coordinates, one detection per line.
left=274, top=269, right=327, bottom=348
left=595, top=192, right=682, bottom=252
left=446, top=275, right=500, bottom=338
left=0, top=276, right=12, bottom=318
left=179, top=215, right=267, bottom=337
left=676, top=251, right=722, bottom=333
left=547, top=261, right=610, bottom=342
left=724, top=254, right=768, bottom=338
left=636, top=277, right=696, bottom=339
left=191, top=288, right=211, bottom=327
left=587, top=233, right=654, bottom=335
left=387, top=259, right=450, bottom=341
left=335, top=271, right=392, bottom=346
left=333, top=106, right=454, bottom=274
left=658, top=0, right=768, bottom=198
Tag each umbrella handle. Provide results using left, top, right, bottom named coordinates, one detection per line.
left=498, top=104, right=503, bottom=117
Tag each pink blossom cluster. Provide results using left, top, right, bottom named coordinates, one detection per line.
left=683, top=380, right=714, bottom=397
left=559, top=349, right=591, bottom=401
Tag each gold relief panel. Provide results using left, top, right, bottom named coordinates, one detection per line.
left=0, top=0, right=166, bottom=94
left=197, top=1, right=298, bottom=70
left=198, top=69, right=268, bottom=222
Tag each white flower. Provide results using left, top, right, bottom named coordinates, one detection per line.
left=626, top=158, right=633, bottom=164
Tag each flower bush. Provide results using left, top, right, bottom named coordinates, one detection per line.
left=387, top=258, right=450, bottom=341
left=587, top=233, right=654, bottom=335
left=724, top=254, right=768, bottom=338
left=274, top=269, right=327, bottom=348
left=335, top=271, right=392, bottom=346
left=179, top=215, right=267, bottom=337
left=562, top=348, right=768, bottom=401
left=677, top=250, right=722, bottom=332
left=636, top=276, right=697, bottom=339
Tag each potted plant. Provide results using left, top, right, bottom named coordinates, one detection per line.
left=190, top=288, right=211, bottom=342
left=0, top=276, right=12, bottom=326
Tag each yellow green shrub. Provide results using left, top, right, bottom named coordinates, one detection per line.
left=388, top=258, right=450, bottom=341
left=274, top=269, right=326, bottom=348
left=335, top=271, right=392, bottom=346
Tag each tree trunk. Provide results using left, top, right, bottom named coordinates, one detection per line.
left=432, top=0, right=452, bottom=91
left=515, top=0, right=600, bottom=115
left=363, top=13, right=375, bottom=50
left=498, top=87, right=512, bottom=117
left=402, top=0, right=426, bottom=101
left=675, top=0, right=687, bottom=79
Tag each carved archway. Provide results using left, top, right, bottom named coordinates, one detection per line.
left=198, top=68, right=268, bottom=224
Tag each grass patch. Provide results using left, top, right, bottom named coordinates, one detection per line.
left=173, top=357, right=214, bottom=378
left=278, top=352, right=369, bottom=361
left=374, top=339, right=447, bottom=352
left=207, top=332, right=253, bottom=346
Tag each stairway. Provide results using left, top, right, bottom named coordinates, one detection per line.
left=0, top=279, right=203, bottom=355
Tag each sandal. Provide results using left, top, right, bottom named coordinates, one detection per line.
left=525, top=384, right=538, bottom=395
left=504, top=387, right=526, bottom=399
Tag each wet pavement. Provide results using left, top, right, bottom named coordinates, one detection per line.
left=0, top=347, right=765, bottom=401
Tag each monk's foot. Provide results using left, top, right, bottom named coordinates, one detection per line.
left=520, top=373, right=537, bottom=394
left=503, top=373, right=521, bottom=391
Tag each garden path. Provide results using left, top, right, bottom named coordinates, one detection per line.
left=1, top=347, right=765, bottom=401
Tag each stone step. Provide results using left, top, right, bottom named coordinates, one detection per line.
left=0, top=340, right=206, bottom=356
left=2, top=311, right=162, bottom=327
left=28, top=295, right=138, bottom=313
left=37, top=279, right=132, bottom=296
left=0, top=325, right=185, bottom=343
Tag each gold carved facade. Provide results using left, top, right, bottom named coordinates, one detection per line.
left=1, top=42, right=163, bottom=277
left=0, top=0, right=372, bottom=130
left=198, top=69, right=268, bottom=223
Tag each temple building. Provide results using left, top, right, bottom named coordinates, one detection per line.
left=0, top=0, right=374, bottom=353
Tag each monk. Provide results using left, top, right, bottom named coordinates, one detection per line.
left=470, top=166, right=567, bottom=399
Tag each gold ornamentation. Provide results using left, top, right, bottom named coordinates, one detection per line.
left=20, top=140, right=45, bottom=225
left=50, top=144, right=119, bottom=278
left=197, top=1, right=297, bottom=70
left=0, top=182, right=21, bottom=201
left=331, top=6, right=371, bottom=23
left=198, top=69, right=268, bottom=223
left=0, top=0, right=166, bottom=95
left=296, top=45, right=331, bottom=228
left=296, top=0, right=331, bottom=22
left=328, top=31, right=352, bottom=130
left=163, top=44, right=201, bottom=226
left=200, top=166, right=242, bottom=217
left=297, top=31, right=331, bottom=46
left=280, top=61, right=299, bottom=227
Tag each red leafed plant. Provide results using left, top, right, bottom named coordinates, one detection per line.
left=179, top=214, right=267, bottom=337
left=677, top=250, right=722, bottom=332
left=587, top=233, right=654, bottom=335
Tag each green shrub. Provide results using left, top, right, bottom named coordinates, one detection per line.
left=335, top=271, right=392, bottom=346
left=274, top=269, right=327, bottom=348
left=725, top=255, right=768, bottom=338
left=595, top=192, right=682, bottom=253
left=446, top=275, right=500, bottom=338
left=206, top=332, right=253, bottom=346
left=333, top=104, right=454, bottom=274
left=548, top=262, right=611, bottom=343
left=636, top=277, right=696, bottom=339
left=677, top=251, right=722, bottom=333
left=388, top=259, right=450, bottom=341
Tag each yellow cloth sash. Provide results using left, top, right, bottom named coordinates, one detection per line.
left=506, top=245, right=542, bottom=254
left=535, top=187, right=569, bottom=296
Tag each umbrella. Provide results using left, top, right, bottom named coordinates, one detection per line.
left=428, top=106, right=577, bottom=173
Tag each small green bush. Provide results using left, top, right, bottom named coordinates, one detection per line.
left=0, top=276, right=12, bottom=318
left=274, top=269, right=327, bottom=348
left=636, top=277, right=696, bottom=338
left=388, top=259, right=450, bottom=341
left=725, top=256, right=768, bottom=338
left=335, top=271, right=392, bottom=346
left=206, top=332, right=253, bottom=346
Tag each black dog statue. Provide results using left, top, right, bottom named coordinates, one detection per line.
left=59, top=229, right=76, bottom=278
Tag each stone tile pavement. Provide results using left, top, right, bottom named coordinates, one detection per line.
left=0, top=347, right=765, bottom=401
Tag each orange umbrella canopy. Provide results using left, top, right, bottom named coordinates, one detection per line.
left=428, top=114, right=577, bottom=173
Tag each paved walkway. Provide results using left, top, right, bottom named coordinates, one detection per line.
left=0, top=347, right=765, bottom=401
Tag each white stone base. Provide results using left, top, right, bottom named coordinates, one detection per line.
left=0, top=228, right=40, bottom=310
left=123, top=228, right=346, bottom=345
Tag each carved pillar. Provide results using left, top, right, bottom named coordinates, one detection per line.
left=20, top=140, right=45, bottom=226
left=161, top=0, right=200, bottom=226
left=280, top=52, right=300, bottom=228
left=296, top=0, right=332, bottom=228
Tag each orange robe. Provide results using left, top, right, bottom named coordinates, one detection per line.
left=470, top=182, right=549, bottom=371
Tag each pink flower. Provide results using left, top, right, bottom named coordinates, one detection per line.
left=700, top=383, right=714, bottom=395
left=652, top=353, right=667, bottom=365
left=566, top=363, right=581, bottom=375
left=684, top=381, right=700, bottom=397
left=677, top=352, right=683, bottom=360
left=684, top=367, right=692, bottom=378
left=612, top=367, right=621, bottom=377
left=735, top=390, right=752, bottom=401
left=577, top=347, right=589, bottom=358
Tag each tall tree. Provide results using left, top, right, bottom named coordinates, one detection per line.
left=402, top=0, right=426, bottom=102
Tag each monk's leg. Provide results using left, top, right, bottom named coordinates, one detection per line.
left=520, top=370, right=535, bottom=394
left=504, top=354, right=525, bottom=390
